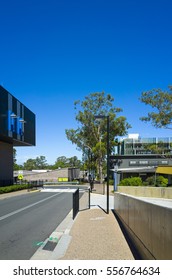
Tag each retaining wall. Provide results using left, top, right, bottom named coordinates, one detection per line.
left=114, top=192, right=172, bottom=259
left=117, top=186, right=172, bottom=199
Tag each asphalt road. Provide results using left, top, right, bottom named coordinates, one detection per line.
left=0, top=189, right=73, bottom=260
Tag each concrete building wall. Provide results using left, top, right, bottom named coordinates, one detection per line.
left=114, top=192, right=172, bottom=259
left=0, top=142, right=13, bottom=185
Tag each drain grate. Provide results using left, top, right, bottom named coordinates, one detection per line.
left=43, top=241, right=57, bottom=251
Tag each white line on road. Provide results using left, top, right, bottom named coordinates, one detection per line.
left=41, top=188, right=77, bottom=193
left=0, top=192, right=62, bottom=221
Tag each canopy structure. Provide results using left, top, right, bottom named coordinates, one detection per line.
left=156, top=166, right=172, bottom=175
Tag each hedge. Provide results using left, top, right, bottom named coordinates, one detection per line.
left=118, top=177, right=143, bottom=186
left=0, top=184, right=28, bottom=194
left=118, top=175, right=168, bottom=187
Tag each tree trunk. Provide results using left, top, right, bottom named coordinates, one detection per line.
left=98, top=159, right=104, bottom=183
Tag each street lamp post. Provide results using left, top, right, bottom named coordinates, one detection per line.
left=95, top=115, right=110, bottom=214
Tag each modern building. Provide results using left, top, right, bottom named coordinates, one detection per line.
left=0, top=86, right=36, bottom=186
left=110, top=134, right=172, bottom=185
left=118, top=134, right=172, bottom=156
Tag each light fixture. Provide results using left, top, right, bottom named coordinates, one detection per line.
left=19, top=118, right=26, bottom=123
left=10, top=113, right=17, bottom=118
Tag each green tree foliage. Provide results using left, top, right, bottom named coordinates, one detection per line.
left=23, top=156, right=47, bottom=170
left=68, top=156, right=82, bottom=168
left=13, top=148, right=18, bottom=170
left=144, top=175, right=168, bottom=187
left=23, top=158, right=37, bottom=170
left=156, top=176, right=168, bottom=187
left=21, top=155, right=82, bottom=170
left=35, top=156, right=47, bottom=169
left=139, top=86, right=172, bottom=129
left=13, top=148, right=23, bottom=170
left=53, top=156, right=82, bottom=169
left=53, top=156, right=69, bottom=169
left=65, top=92, right=131, bottom=181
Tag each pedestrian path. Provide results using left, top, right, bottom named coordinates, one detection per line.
left=31, top=192, right=134, bottom=260
left=90, top=192, right=114, bottom=209
left=59, top=193, right=134, bottom=260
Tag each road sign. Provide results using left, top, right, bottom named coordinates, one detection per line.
left=18, top=174, right=23, bottom=180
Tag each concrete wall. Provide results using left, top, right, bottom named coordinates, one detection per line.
left=118, top=186, right=172, bottom=199
left=0, top=142, right=13, bottom=186
left=114, top=193, right=172, bottom=259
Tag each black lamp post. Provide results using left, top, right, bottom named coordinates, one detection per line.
left=95, top=115, right=110, bottom=214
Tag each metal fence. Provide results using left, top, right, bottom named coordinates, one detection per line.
left=27, top=180, right=44, bottom=190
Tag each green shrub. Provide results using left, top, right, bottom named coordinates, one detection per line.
left=143, top=175, right=168, bottom=187
left=118, top=177, right=142, bottom=186
left=144, top=176, right=155, bottom=186
left=109, top=179, right=114, bottom=186
left=0, top=184, right=28, bottom=194
left=156, top=176, right=168, bottom=187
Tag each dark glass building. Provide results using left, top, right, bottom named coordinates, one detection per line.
left=0, top=86, right=36, bottom=186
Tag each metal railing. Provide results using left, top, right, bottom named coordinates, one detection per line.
left=27, top=180, right=44, bottom=191
left=73, top=188, right=79, bottom=219
left=73, top=187, right=91, bottom=219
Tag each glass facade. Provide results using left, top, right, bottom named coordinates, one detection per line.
left=0, top=85, right=35, bottom=146
left=119, top=136, right=172, bottom=155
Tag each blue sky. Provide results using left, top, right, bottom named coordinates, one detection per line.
left=0, top=0, right=172, bottom=165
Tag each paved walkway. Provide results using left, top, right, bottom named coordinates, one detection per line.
left=59, top=193, right=134, bottom=260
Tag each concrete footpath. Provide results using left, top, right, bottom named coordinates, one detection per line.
left=59, top=193, right=134, bottom=260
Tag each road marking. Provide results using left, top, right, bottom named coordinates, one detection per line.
left=41, top=188, right=77, bottom=193
left=0, top=192, right=62, bottom=221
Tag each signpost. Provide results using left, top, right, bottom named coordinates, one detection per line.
left=18, top=171, right=23, bottom=182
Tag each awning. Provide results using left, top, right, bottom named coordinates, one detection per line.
left=156, top=166, right=172, bottom=175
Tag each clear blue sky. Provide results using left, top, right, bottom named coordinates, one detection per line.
left=0, top=0, right=172, bottom=165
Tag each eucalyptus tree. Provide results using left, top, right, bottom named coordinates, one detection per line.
left=23, top=156, right=47, bottom=170
left=139, top=86, right=172, bottom=129
left=53, top=156, right=82, bottom=169
left=65, top=92, right=131, bottom=182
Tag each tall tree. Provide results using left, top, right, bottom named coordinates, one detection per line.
left=53, top=156, right=82, bottom=169
left=68, top=156, right=82, bottom=168
left=35, top=156, right=47, bottom=169
left=65, top=92, right=131, bottom=181
left=13, top=148, right=19, bottom=170
left=23, top=156, right=47, bottom=170
left=53, top=156, right=68, bottom=169
left=139, top=86, right=172, bottom=129
left=23, top=158, right=37, bottom=170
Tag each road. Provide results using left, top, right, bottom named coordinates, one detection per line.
left=0, top=188, right=74, bottom=260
